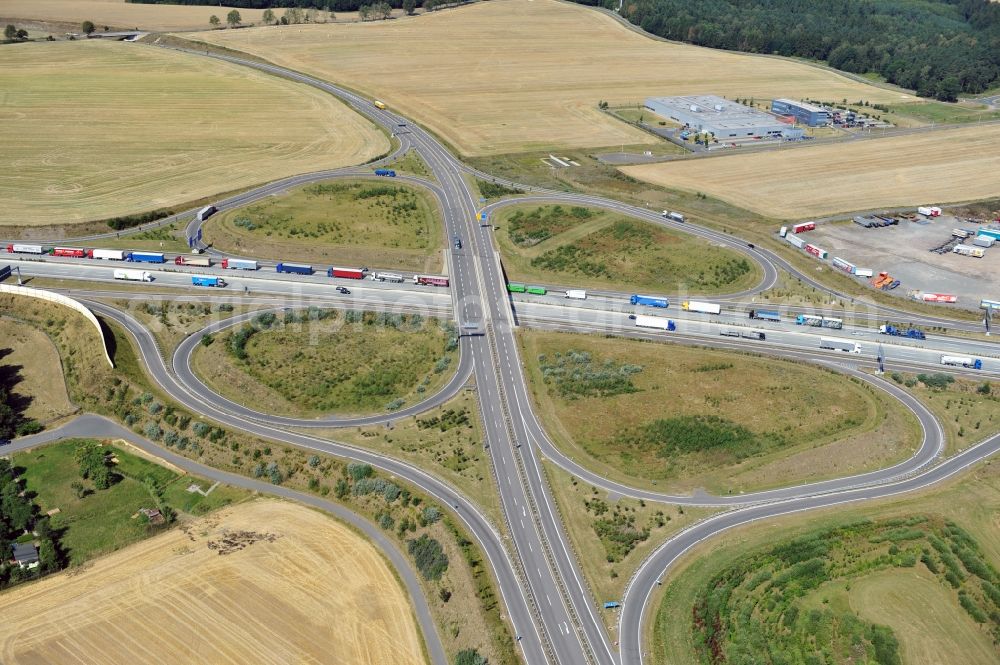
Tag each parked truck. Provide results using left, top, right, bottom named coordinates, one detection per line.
left=6, top=244, right=47, bottom=255
left=175, top=255, right=211, bottom=267
left=820, top=338, right=861, bottom=354
left=374, top=168, right=396, bottom=177
left=129, top=251, right=166, bottom=264
left=919, top=293, right=958, bottom=303
left=941, top=355, right=983, bottom=370
left=973, top=235, right=996, bottom=248
left=415, top=275, right=449, bottom=287
left=661, top=211, right=685, bottom=223
left=52, top=247, right=87, bottom=258
left=196, top=205, right=217, bottom=222
left=953, top=244, right=985, bottom=258
left=879, top=324, right=926, bottom=340
left=90, top=249, right=127, bottom=261
left=221, top=258, right=258, bottom=271
left=371, top=272, right=404, bottom=283
left=328, top=267, right=366, bottom=279
left=565, top=290, right=587, bottom=300
left=786, top=234, right=806, bottom=249
left=832, top=257, right=856, bottom=274
left=791, top=222, right=815, bottom=233
left=630, top=294, right=669, bottom=308
left=917, top=206, right=941, bottom=217
left=682, top=300, right=721, bottom=315
left=749, top=309, right=781, bottom=322
left=276, top=262, right=313, bottom=275
left=805, top=244, right=829, bottom=259
left=854, top=268, right=874, bottom=278
left=633, top=314, right=675, bottom=331
left=741, top=330, right=766, bottom=340
left=114, top=269, right=152, bottom=282
left=192, top=275, right=226, bottom=287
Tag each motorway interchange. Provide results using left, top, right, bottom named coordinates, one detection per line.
left=5, top=44, right=1000, bottom=665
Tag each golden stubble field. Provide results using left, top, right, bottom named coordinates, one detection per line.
left=194, top=0, right=908, bottom=156
left=622, top=124, right=1000, bottom=219
left=0, top=0, right=282, bottom=32
left=0, top=499, right=426, bottom=665
left=0, top=40, right=388, bottom=226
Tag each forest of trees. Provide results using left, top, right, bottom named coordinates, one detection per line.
left=591, top=0, right=1000, bottom=100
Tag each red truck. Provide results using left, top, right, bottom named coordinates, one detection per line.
left=328, top=267, right=366, bottom=279
left=791, top=222, right=816, bottom=233
left=52, top=247, right=88, bottom=258
left=415, top=275, right=449, bottom=287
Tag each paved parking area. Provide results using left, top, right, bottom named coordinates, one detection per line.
left=807, top=216, right=999, bottom=306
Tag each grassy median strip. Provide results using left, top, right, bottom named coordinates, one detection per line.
left=495, top=204, right=761, bottom=295
left=520, top=329, right=919, bottom=494
left=204, top=179, right=443, bottom=271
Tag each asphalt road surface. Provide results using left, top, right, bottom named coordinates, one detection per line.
left=5, top=41, right=999, bottom=665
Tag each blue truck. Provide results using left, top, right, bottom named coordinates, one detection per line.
left=749, top=309, right=781, bottom=322
left=276, top=262, right=313, bottom=275
left=630, top=294, right=669, bottom=308
left=374, top=168, right=396, bottom=177
left=191, top=275, right=227, bottom=288
left=128, top=251, right=165, bottom=264
left=879, top=324, right=926, bottom=340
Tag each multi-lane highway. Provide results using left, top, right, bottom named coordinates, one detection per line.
left=5, top=41, right=1000, bottom=665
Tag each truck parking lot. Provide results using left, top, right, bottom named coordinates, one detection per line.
left=805, top=214, right=1000, bottom=306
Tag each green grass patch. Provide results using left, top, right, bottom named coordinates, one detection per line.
left=475, top=178, right=524, bottom=200
left=521, top=330, right=909, bottom=493
left=205, top=178, right=443, bottom=272
left=676, top=515, right=1000, bottom=665
left=13, top=439, right=248, bottom=565
left=891, top=101, right=1000, bottom=125
left=192, top=309, right=459, bottom=417
left=496, top=204, right=758, bottom=294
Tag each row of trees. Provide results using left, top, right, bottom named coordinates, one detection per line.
left=0, top=459, right=61, bottom=588
left=591, top=0, right=1000, bottom=99
left=139, top=0, right=430, bottom=11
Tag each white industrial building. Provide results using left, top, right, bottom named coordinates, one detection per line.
left=644, top=95, right=794, bottom=139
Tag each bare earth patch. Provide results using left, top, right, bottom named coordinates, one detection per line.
left=193, top=0, right=905, bottom=156
left=0, top=499, right=427, bottom=665
left=622, top=124, right=1000, bottom=219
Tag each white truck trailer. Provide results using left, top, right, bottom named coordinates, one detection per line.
left=113, top=269, right=152, bottom=282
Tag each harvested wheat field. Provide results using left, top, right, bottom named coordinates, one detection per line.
left=0, top=40, right=387, bottom=226
left=196, top=0, right=908, bottom=156
left=0, top=500, right=426, bottom=665
left=0, top=0, right=285, bottom=32
left=622, top=124, right=1000, bottom=219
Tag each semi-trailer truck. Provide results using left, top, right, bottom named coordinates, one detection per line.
left=661, top=211, right=685, bottom=223
left=508, top=283, right=526, bottom=293
left=374, top=168, right=396, bottom=177
left=276, top=262, right=313, bottom=275
left=749, top=309, right=781, bottom=322
left=820, top=338, right=861, bottom=353
left=791, top=222, right=815, bottom=233
left=633, top=315, right=675, bottom=331
left=854, top=268, right=874, bottom=278
left=52, top=247, right=87, bottom=258
left=175, top=255, right=212, bottom=267
left=90, top=249, right=127, bottom=261
left=114, top=269, right=152, bottom=282
left=328, top=267, right=366, bottom=279
left=941, top=355, right=982, bottom=370
left=565, top=290, right=587, bottom=300
left=191, top=275, right=226, bottom=287
left=953, top=244, right=985, bottom=258
left=129, top=251, right=166, bottom=264
left=221, top=258, right=258, bottom=271
left=879, top=325, right=926, bottom=340
left=372, top=272, right=404, bottom=282
left=796, top=314, right=843, bottom=329
left=786, top=234, right=806, bottom=249
left=196, top=205, right=217, bottom=222
left=630, top=294, right=669, bottom=308
left=415, top=275, right=449, bottom=287
left=805, top=244, right=829, bottom=259
left=681, top=300, right=721, bottom=315
left=6, top=244, right=47, bottom=254
left=832, top=257, right=856, bottom=274
left=526, top=286, right=547, bottom=296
